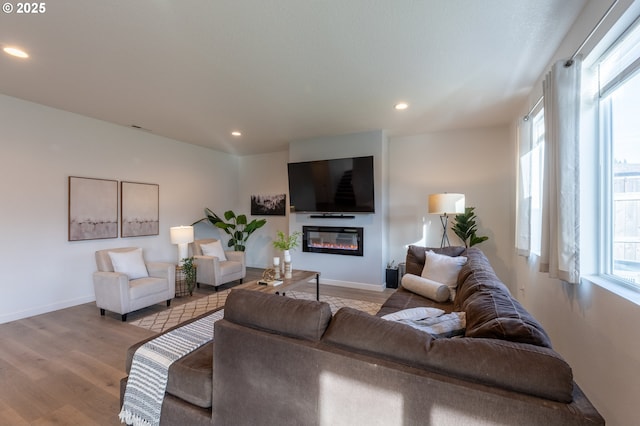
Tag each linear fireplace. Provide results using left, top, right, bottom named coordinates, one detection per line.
left=302, top=226, right=364, bottom=256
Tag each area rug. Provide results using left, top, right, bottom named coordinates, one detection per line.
left=129, top=289, right=382, bottom=333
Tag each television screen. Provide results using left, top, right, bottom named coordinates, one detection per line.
left=287, top=156, right=375, bottom=213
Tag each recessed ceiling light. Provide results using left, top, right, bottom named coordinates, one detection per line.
left=394, top=102, right=409, bottom=110
left=3, top=47, right=29, bottom=58
left=231, top=131, right=242, bottom=137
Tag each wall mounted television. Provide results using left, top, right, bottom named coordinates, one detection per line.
left=287, top=155, right=375, bottom=213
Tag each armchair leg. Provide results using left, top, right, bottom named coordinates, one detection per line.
left=100, top=308, right=105, bottom=316
left=121, top=314, right=127, bottom=322
left=239, top=278, right=243, bottom=284
left=197, top=282, right=200, bottom=288
left=167, top=300, right=171, bottom=307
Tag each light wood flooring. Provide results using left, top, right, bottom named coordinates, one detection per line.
left=0, top=268, right=393, bottom=425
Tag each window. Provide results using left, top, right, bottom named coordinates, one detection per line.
left=516, top=107, right=544, bottom=256
left=527, top=109, right=545, bottom=255
left=597, top=20, right=640, bottom=287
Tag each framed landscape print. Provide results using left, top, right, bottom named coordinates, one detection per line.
left=121, top=181, right=159, bottom=237
left=251, top=193, right=286, bottom=216
left=68, top=176, right=118, bottom=241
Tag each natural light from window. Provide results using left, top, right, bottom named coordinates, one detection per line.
left=608, top=74, right=640, bottom=285
left=597, top=16, right=640, bottom=288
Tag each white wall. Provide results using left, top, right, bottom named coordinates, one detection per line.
left=0, top=94, right=239, bottom=324
left=511, top=1, right=640, bottom=424
left=288, top=130, right=388, bottom=290
left=237, top=151, right=290, bottom=268
left=388, top=127, right=514, bottom=287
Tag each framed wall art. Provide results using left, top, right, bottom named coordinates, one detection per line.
left=121, top=181, right=159, bottom=237
left=68, top=176, right=119, bottom=241
left=251, top=193, right=286, bottom=216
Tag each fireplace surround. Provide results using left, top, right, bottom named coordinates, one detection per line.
left=302, top=226, right=363, bottom=256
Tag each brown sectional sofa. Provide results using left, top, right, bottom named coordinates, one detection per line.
left=121, top=246, right=604, bottom=425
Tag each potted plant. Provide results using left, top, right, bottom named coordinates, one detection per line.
left=179, top=256, right=196, bottom=296
left=452, top=207, right=489, bottom=248
left=272, top=231, right=301, bottom=278
left=194, top=208, right=267, bottom=252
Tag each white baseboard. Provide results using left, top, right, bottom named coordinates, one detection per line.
left=0, top=295, right=95, bottom=325
left=312, top=277, right=386, bottom=292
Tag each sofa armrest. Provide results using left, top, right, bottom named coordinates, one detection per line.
left=194, top=255, right=221, bottom=284
left=92, top=271, right=130, bottom=313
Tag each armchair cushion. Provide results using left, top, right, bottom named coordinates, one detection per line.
left=129, top=277, right=171, bottom=299
left=200, top=240, right=227, bottom=261
left=108, top=248, right=149, bottom=280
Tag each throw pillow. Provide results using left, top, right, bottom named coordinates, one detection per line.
left=381, top=306, right=445, bottom=322
left=108, top=248, right=149, bottom=280
left=421, top=250, right=467, bottom=301
left=401, top=274, right=451, bottom=302
left=200, top=240, right=227, bottom=261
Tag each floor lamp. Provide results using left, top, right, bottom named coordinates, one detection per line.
left=428, top=193, right=465, bottom=247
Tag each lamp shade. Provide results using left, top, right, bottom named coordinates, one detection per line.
left=428, top=193, right=465, bottom=215
left=170, top=226, right=194, bottom=244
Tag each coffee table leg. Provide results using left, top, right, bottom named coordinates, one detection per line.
left=316, top=273, right=319, bottom=301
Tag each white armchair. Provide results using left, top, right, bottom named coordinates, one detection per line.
left=191, top=239, right=246, bottom=290
left=93, top=247, right=175, bottom=321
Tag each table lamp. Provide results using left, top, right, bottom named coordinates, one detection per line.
left=170, top=225, right=194, bottom=264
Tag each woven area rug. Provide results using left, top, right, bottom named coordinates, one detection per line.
left=129, top=289, right=382, bottom=332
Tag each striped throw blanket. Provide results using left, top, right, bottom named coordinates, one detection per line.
left=119, top=309, right=225, bottom=426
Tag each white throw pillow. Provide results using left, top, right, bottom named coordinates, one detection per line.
left=421, top=251, right=467, bottom=300
left=108, top=248, right=149, bottom=280
left=401, top=274, right=451, bottom=302
left=200, top=240, right=227, bottom=261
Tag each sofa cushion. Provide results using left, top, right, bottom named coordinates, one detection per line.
left=377, top=286, right=453, bottom=317
left=427, top=338, right=574, bottom=403
left=324, top=308, right=573, bottom=403
left=324, top=307, right=434, bottom=364
left=462, top=288, right=552, bottom=347
left=200, top=240, right=227, bottom=261
left=454, top=247, right=508, bottom=309
left=405, top=245, right=466, bottom=276
left=401, top=274, right=450, bottom=302
left=224, top=289, right=332, bottom=341
left=453, top=248, right=552, bottom=348
left=421, top=250, right=468, bottom=300
left=129, top=277, right=168, bottom=299
left=108, top=248, right=148, bottom=279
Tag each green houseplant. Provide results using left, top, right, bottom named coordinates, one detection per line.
left=194, top=208, right=267, bottom=252
left=452, top=207, right=489, bottom=248
left=181, top=256, right=197, bottom=295
left=272, top=231, right=301, bottom=279
left=272, top=230, right=302, bottom=251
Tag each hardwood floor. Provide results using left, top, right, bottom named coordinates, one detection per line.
left=0, top=268, right=393, bottom=425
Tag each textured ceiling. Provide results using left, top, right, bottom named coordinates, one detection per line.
left=0, top=0, right=586, bottom=155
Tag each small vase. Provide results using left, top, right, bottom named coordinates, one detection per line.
left=283, top=250, right=292, bottom=278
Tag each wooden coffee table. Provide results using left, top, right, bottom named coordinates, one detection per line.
left=238, top=269, right=320, bottom=301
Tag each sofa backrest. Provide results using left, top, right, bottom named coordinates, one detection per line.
left=405, top=245, right=466, bottom=276
left=224, top=289, right=332, bottom=341
left=323, top=307, right=574, bottom=403
left=454, top=248, right=552, bottom=348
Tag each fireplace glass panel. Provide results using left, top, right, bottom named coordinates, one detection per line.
left=302, top=226, right=363, bottom=256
